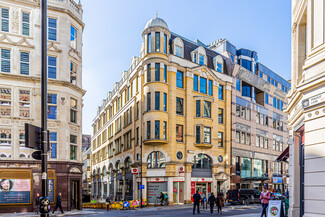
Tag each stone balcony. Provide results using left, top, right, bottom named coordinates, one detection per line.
left=143, top=139, right=168, bottom=145
left=194, top=143, right=213, bottom=149
left=48, top=0, right=83, bottom=20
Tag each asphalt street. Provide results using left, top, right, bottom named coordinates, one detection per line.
left=70, top=204, right=262, bottom=217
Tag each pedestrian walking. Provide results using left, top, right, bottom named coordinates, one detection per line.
left=208, top=192, right=216, bottom=215
left=52, top=192, right=64, bottom=215
left=260, top=186, right=271, bottom=217
left=216, top=192, right=224, bottom=215
left=106, top=196, right=110, bottom=211
left=34, top=193, right=40, bottom=214
left=200, top=193, right=205, bottom=209
left=193, top=189, right=201, bottom=215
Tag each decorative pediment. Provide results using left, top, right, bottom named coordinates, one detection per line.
left=214, top=171, right=230, bottom=180
left=48, top=42, right=62, bottom=53
left=16, top=38, right=34, bottom=48
left=68, top=48, right=82, bottom=62
left=69, top=167, right=82, bottom=173
left=0, top=34, right=13, bottom=44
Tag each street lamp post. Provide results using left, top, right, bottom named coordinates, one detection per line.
left=41, top=0, right=48, bottom=216
left=140, top=137, right=143, bottom=209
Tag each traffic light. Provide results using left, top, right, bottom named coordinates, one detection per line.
left=25, top=123, right=41, bottom=150
left=25, top=123, right=50, bottom=160
left=40, top=197, right=50, bottom=214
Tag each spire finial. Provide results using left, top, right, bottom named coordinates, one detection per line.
left=156, top=0, right=158, bottom=17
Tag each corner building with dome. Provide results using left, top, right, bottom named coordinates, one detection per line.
left=91, top=16, right=233, bottom=205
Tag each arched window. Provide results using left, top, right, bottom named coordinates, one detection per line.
left=19, top=154, right=26, bottom=158
left=116, top=161, right=122, bottom=174
left=102, top=167, right=107, bottom=177
left=125, top=157, right=132, bottom=173
left=192, top=154, right=212, bottom=169
left=0, top=154, right=6, bottom=158
left=147, top=151, right=166, bottom=169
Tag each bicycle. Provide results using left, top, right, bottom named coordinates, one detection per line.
left=154, top=197, right=168, bottom=206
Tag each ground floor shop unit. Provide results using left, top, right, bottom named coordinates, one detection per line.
left=93, top=172, right=230, bottom=205
left=0, top=160, right=83, bottom=213
left=230, top=149, right=288, bottom=193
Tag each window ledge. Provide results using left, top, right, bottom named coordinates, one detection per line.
left=194, top=116, right=212, bottom=120
left=144, top=139, right=168, bottom=145
left=144, top=81, right=168, bottom=86
left=176, top=87, right=185, bottom=91
left=124, top=146, right=132, bottom=151
left=194, top=143, right=212, bottom=149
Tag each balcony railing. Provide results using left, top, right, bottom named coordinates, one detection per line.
left=48, top=0, right=82, bottom=15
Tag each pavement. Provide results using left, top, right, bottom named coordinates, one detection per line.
left=0, top=204, right=262, bottom=217
left=0, top=210, right=99, bottom=217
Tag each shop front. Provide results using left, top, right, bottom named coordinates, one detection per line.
left=125, top=158, right=133, bottom=201
left=172, top=177, right=185, bottom=204
left=147, top=180, right=167, bottom=204
left=191, top=177, right=212, bottom=202
left=109, top=172, right=114, bottom=200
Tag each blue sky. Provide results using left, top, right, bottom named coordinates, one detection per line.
left=81, top=0, right=291, bottom=135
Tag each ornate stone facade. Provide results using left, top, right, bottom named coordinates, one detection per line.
left=0, top=0, right=84, bottom=212
left=288, top=0, right=325, bottom=216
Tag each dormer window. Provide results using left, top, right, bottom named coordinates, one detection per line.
left=155, top=32, right=160, bottom=52
left=194, top=53, right=197, bottom=63
left=216, top=62, right=222, bottom=72
left=199, top=54, right=204, bottom=65
left=213, top=55, right=224, bottom=73
left=176, top=45, right=182, bottom=57
left=172, top=37, right=184, bottom=58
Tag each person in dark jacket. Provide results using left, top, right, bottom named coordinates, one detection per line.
left=159, top=192, right=165, bottom=205
left=216, top=192, right=225, bottom=214
left=106, top=197, right=110, bottom=211
left=193, top=189, right=201, bottom=215
left=34, top=193, right=40, bottom=214
left=52, top=192, right=64, bottom=215
left=208, top=192, right=216, bottom=215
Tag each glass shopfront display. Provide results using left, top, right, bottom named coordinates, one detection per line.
left=172, top=182, right=184, bottom=204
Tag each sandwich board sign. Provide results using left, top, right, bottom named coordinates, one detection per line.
left=267, top=200, right=282, bottom=217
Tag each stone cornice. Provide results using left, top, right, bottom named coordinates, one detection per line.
left=0, top=72, right=86, bottom=96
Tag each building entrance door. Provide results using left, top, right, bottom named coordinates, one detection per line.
left=172, top=182, right=184, bottom=204
left=70, top=180, right=79, bottom=210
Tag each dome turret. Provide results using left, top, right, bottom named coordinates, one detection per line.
left=144, top=17, right=169, bottom=31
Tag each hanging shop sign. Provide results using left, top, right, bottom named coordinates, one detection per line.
left=131, top=168, right=138, bottom=174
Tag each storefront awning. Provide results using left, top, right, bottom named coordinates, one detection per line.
left=276, top=146, right=289, bottom=162
left=241, top=176, right=269, bottom=181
